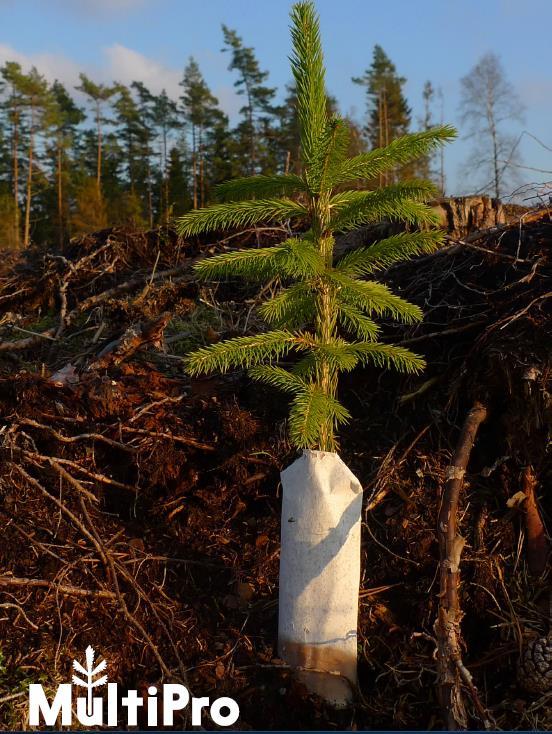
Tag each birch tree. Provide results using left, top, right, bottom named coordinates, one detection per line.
left=459, top=53, right=524, bottom=199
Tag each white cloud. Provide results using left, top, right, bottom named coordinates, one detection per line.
left=213, top=84, right=242, bottom=121
left=0, top=43, right=82, bottom=88
left=0, top=42, right=241, bottom=121
left=103, top=44, right=181, bottom=98
left=102, top=46, right=242, bottom=120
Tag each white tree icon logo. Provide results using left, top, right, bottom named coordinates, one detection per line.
left=72, top=646, right=108, bottom=716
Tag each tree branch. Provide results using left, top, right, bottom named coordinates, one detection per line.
left=434, top=402, right=491, bottom=730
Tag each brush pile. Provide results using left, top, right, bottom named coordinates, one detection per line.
left=0, top=203, right=550, bottom=730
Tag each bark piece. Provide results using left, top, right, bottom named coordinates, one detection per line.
left=88, top=312, right=172, bottom=370
left=522, top=465, right=550, bottom=578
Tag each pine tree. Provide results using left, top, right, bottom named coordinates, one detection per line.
left=47, top=81, right=85, bottom=245
left=222, top=24, right=277, bottom=175
left=111, top=83, right=155, bottom=229
left=180, top=57, right=222, bottom=208
left=166, top=146, right=191, bottom=216
left=276, top=83, right=302, bottom=174
left=1, top=61, right=25, bottom=248
left=177, top=3, right=455, bottom=452
left=131, top=81, right=157, bottom=227
left=275, top=83, right=343, bottom=176
left=151, top=89, right=178, bottom=224
left=353, top=46, right=411, bottom=183
left=15, top=67, right=51, bottom=246
left=0, top=102, right=18, bottom=249
left=202, top=109, right=235, bottom=188
left=0, top=109, right=10, bottom=184
left=112, top=189, right=146, bottom=228
left=113, top=85, right=144, bottom=194
left=71, top=176, right=108, bottom=234
left=97, top=129, right=126, bottom=212
left=75, top=74, right=116, bottom=195
left=0, top=192, right=18, bottom=249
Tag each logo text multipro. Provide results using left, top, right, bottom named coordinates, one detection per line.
left=28, top=646, right=239, bottom=728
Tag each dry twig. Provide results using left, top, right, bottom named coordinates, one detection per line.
left=435, top=402, right=491, bottom=730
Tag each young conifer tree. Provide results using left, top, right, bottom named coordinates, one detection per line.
left=176, top=2, right=455, bottom=453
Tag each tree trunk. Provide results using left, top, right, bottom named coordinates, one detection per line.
left=146, top=149, right=153, bottom=229
left=23, top=106, right=34, bottom=248
left=128, top=125, right=134, bottom=193
left=159, top=145, right=164, bottom=222
left=192, top=124, right=197, bottom=210
left=96, top=102, right=102, bottom=195
left=486, top=94, right=500, bottom=200
left=199, top=125, right=205, bottom=209
left=245, top=82, right=255, bottom=175
left=199, top=155, right=205, bottom=209
left=378, top=91, right=384, bottom=187
left=491, top=123, right=500, bottom=200
left=163, top=127, right=169, bottom=224
left=382, top=89, right=390, bottom=183
left=12, top=102, right=20, bottom=249
left=432, top=195, right=505, bottom=237
left=439, top=91, right=446, bottom=195
left=57, top=142, right=64, bottom=248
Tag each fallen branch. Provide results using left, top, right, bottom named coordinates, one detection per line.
left=435, top=402, right=491, bottom=731
left=20, top=450, right=137, bottom=493
left=47, top=457, right=101, bottom=503
left=16, top=417, right=136, bottom=452
left=0, top=328, right=56, bottom=352
left=0, top=575, right=117, bottom=600
left=65, top=263, right=194, bottom=325
left=396, top=320, right=487, bottom=346
left=121, top=425, right=215, bottom=451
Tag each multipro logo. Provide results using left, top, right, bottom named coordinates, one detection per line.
left=28, top=646, right=240, bottom=728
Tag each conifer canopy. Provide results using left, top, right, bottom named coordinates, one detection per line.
left=177, top=1, right=456, bottom=452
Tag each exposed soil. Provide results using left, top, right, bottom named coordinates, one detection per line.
left=0, top=207, right=550, bottom=730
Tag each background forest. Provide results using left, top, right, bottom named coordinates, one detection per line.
left=0, top=23, right=529, bottom=249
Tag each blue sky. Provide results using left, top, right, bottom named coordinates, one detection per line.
left=1, top=0, right=550, bottom=198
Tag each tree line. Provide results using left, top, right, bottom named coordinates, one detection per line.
left=0, top=26, right=522, bottom=249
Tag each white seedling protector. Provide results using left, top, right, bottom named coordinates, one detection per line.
left=278, top=450, right=363, bottom=706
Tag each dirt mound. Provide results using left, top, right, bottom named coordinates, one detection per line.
left=0, top=209, right=550, bottom=729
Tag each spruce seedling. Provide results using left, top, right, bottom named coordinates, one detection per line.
left=177, top=2, right=455, bottom=453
